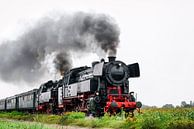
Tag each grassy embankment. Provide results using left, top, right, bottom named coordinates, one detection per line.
left=0, top=108, right=194, bottom=129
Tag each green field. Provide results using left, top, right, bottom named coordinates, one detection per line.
left=0, top=108, right=194, bottom=129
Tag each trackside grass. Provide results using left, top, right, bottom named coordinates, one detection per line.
left=0, top=120, right=51, bottom=129
left=0, top=108, right=194, bottom=129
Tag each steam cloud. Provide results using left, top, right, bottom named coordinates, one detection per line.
left=0, top=12, right=120, bottom=84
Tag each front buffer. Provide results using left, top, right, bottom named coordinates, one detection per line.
left=104, top=100, right=142, bottom=114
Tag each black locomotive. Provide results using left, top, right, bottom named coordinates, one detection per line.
left=0, top=56, right=142, bottom=116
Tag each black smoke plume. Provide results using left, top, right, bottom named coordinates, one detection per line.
left=53, top=52, right=72, bottom=76
left=0, top=12, right=120, bottom=84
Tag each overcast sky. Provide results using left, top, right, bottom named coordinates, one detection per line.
left=0, top=0, right=194, bottom=107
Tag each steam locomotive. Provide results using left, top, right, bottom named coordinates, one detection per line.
left=0, top=56, right=142, bottom=116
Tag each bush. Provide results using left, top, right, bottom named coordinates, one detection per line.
left=166, top=120, right=194, bottom=129
left=33, top=114, right=61, bottom=124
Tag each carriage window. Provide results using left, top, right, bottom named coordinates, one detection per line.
left=25, top=96, right=28, bottom=101
left=29, top=95, right=32, bottom=100
left=28, top=95, right=32, bottom=100
left=11, top=99, right=14, bottom=103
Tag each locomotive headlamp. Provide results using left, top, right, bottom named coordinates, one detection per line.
left=95, top=92, right=99, bottom=95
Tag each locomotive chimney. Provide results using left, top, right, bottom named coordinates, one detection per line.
left=108, top=56, right=116, bottom=62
